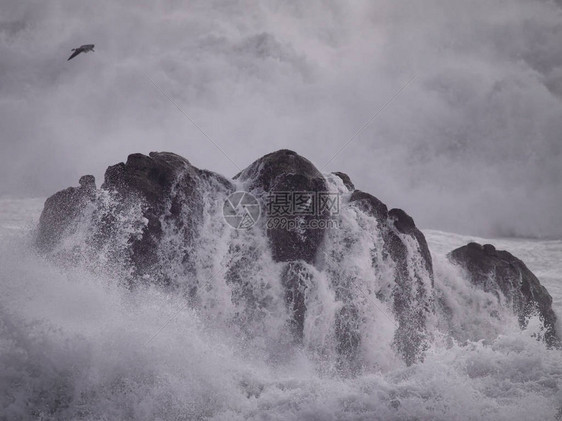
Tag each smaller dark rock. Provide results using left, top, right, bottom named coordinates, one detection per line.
left=388, top=208, right=416, bottom=235
left=350, top=191, right=434, bottom=365
left=349, top=190, right=388, bottom=222
left=482, top=243, right=496, bottom=254
left=36, top=176, right=97, bottom=252
left=449, top=242, right=559, bottom=346
left=332, top=172, right=355, bottom=191
left=79, top=175, right=96, bottom=189
left=389, top=208, right=433, bottom=280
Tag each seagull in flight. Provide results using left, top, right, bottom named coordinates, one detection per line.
left=67, top=44, right=95, bottom=61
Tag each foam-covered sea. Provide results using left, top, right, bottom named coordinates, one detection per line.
left=1, top=197, right=561, bottom=420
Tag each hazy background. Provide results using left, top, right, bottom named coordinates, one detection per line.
left=1, top=0, right=561, bottom=238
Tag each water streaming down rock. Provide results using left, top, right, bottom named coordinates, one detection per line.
left=36, top=149, right=559, bottom=373
left=234, top=150, right=330, bottom=342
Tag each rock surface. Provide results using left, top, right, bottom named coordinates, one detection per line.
left=235, top=149, right=329, bottom=264
left=332, top=171, right=355, bottom=191
left=235, top=150, right=331, bottom=337
left=36, top=175, right=96, bottom=252
left=36, top=149, right=558, bottom=367
left=38, top=152, right=233, bottom=285
left=34, top=149, right=438, bottom=366
left=349, top=190, right=434, bottom=365
left=449, top=242, right=559, bottom=346
left=101, top=152, right=233, bottom=280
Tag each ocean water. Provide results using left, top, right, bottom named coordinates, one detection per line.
left=0, top=197, right=561, bottom=420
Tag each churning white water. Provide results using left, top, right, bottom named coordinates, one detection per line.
left=0, top=197, right=561, bottom=420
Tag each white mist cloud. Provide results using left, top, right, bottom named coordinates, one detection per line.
left=1, top=0, right=561, bottom=238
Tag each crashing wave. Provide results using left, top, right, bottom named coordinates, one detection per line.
left=35, top=149, right=560, bottom=373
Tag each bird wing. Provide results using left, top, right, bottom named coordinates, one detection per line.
left=82, top=44, right=95, bottom=50
left=67, top=50, right=82, bottom=60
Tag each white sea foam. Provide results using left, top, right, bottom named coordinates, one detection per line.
left=0, top=198, right=561, bottom=420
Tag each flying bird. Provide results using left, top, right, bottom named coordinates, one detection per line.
left=67, top=44, right=95, bottom=61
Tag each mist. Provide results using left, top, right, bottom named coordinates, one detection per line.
left=1, top=0, right=561, bottom=238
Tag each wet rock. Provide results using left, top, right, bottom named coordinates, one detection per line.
left=449, top=242, right=559, bottom=346
left=38, top=152, right=233, bottom=284
left=79, top=175, right=96, bottom=190
left=36, top=175, right=96, bottom=252
left=349, top=191, right=434, bottom=365
left=388, top=208, right=433, bottom=280
left=36, top=149, right=436, bottom=366
left=349, top=190, right=388, bottom=222
left=235, top=150, right=330, bottom=337
left=236, top=149, right=329, bottom=264
left=332, top=171, right=355, bottom=191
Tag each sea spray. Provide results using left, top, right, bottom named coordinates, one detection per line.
left=1, top=198, right=561, bottom=419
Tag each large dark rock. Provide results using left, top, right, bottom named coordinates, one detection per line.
left=36, top=149, right=562, bottom=369
left=449, top=242, right=559, bottom=346
left=235, top=150, right=330, bottom=337
left=235, top=149, right=329, bottom=264
left=103, top=152, right=233, bottom=210
left=36, top=149, right=436, bottom=367
left=38, top=152, right=233, bottom=285
left=103, top=152, right=233, bottom=278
